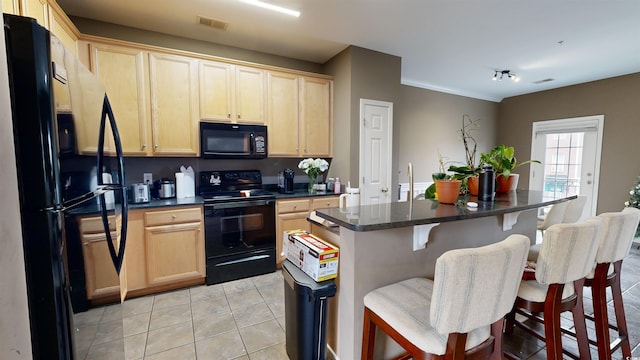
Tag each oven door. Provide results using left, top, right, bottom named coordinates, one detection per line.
left=204, top=199, right=275, bottom=255
left=204, top=199, right=276, bottom=284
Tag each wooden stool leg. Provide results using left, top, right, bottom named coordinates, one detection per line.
left=570, top=279, right=591, bottom=360
left=611, top=261, right=631, bottom=358
left=543, top=284, right=564, bottom=360
left=504, top=306, right=516, bottom=335
left=361, top=307, right=376, bottom=360
left=490, top=319, right=505, bottom=360
left=591, top=264, right=612, bottom=360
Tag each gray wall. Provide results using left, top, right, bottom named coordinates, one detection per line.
left=396, top=86, right=498, bottom=184
left=498, top=73, right=640, bottom=213
left=0, top=10, right=34, bottom=359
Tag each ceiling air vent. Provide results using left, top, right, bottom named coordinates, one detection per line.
left=197, top=16, right=228, bottom=31
left=533, top=78, right=555, bottom=84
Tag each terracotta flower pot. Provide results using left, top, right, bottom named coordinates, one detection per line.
left=496, top=174, right=515, bottom=193
left=435, top=180, right=462, bottom=204
left=467, top=176, right=479, bottom=196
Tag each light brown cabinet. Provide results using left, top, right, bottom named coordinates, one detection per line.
left=199, top=60, right=266, bottom=124
left=123, top=206, right=205, bottom=297
left=88, top=43, right=150, bottom=155
left=19, top=0, right=49, bottom=27
left=78, top=215, right=120, bottom=302
left=149, top=52, right=200, bottom=156
left=267, top=74, right=333, bottom=157
left=275, top=196, right=339, bottom=266
left=2, top=0, right=19, bottom=14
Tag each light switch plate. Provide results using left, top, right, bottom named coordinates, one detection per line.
left=143, top=173, right=153, bottom=185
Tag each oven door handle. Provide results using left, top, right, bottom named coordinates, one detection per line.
left=206, top=199, right=275, bottom=210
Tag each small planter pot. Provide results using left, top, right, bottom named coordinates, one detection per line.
left=467, top=176, right=479, bottom=196
left=496, top=174, right=515, bottom=193
left=435, top=180, right=462, bottom=204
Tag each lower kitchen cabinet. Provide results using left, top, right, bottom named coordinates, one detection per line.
left=78, top=215, right=119, bottom=303
left=124, top=205, right=205, bottom=297
left=275, top=196, right=339, bottom=266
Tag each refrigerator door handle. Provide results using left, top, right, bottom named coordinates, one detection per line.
left=97, top=94, right=128, bottom=275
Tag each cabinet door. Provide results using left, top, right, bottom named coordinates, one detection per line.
left=2, top=0, right=18, bottom=14
left=300, top=77, right=333, bottom=157
left=91, top=43, right=151, bottom=156
left=81, top=232, right=120, bottom=300
left=235, top=65, right=265, bottom=124
left=267, top=71, right=300, bottom=156
left=199, top=60, right=234, bottom=122
left=48, top=2, right=77, bottom=55
left=149, top=52, right=199, bottom=156
left=145, top=222, right=205, bottom=286
left=19, top=0, right=48, bottom=28
left=276, top=212, right=311, bottom=265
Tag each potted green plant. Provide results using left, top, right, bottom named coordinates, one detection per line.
left=425, top=152, right=461, bottom=204
left=480, top=145, right=540, bottom=192
left=448, top=115, right=481, bottom=195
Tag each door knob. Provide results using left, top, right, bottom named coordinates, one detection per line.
left=381, top=187, right=388, bottom=193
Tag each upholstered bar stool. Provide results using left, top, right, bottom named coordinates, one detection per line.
left=361, top=234, right=530, bottom=360
left=529, top=196, right=586, bottom=261
left=582, top=207, right=640, bottom=360
left=505, top=217, right=604, bottom=360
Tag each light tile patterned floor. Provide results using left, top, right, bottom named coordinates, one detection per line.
left=75, top=244, right=640, bottom=359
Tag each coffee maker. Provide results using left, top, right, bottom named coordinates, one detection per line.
left=283, top=168, right=295, bottom=194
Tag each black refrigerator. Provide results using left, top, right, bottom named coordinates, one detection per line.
left=4, top=14, right=128, bottom=359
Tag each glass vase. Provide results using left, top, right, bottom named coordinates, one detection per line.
left=308, top=175, right=318, bottom=194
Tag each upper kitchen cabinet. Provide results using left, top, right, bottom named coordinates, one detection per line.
left=300, top=76, right=333, bottom=157
left=199, top=60, right=266, bottom=124
left=2, top=0, right=19, bottom=14
left=19, top=0, right=49, bottom=28
left=89, top=43, right=151, bottom=156
left=48, top=0, right=78, bottom=55
left=149, top=52, right=199, bottom=156
left=267, top=71, right=300, bottom=156
left=268, top=73, right=333, bottom=157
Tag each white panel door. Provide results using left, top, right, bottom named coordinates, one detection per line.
left=530, top=115, right=604, bottom=219
left=360, top=99, right=393, bottom=206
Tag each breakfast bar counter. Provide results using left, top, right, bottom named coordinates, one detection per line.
left=314, top=190, right=573, bottom=359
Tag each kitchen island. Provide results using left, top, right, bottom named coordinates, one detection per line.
left=314, top=190, right=573, bottom=360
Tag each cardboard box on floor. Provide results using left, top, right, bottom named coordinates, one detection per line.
left=283, top=229, right=339, bottom=282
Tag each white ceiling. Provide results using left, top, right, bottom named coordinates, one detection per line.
left=57, top=0, right=640, bottom=102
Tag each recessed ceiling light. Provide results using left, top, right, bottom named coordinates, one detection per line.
left=238, top=0, right=301, bottom=17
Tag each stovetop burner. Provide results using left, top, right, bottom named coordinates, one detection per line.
left=199, top=170, right=275, bottom=203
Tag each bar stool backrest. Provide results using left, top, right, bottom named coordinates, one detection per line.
left=430, top=234, right=530, bottom=335
left=536, top=217, right=603, bottom=285
left=596, top=207, right=640, bottom=264
left=539, top=201, right=569, bottom=231
left=563, top=195, right=587, bottom=223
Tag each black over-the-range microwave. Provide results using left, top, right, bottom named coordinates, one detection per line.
left=200, top=122, right=268, bottom=159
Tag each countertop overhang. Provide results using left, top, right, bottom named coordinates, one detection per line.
left=315, top=190, right=575, bottom=232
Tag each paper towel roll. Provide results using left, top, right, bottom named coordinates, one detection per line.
left=175, top=172, right=195, bottom=198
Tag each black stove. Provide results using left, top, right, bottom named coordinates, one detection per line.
left=199, top=170, right=277, bottom=285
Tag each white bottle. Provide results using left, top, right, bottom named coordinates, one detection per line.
left=334, top=177, right=341, bottom=194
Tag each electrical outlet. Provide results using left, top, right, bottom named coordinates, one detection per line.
left=143, top=173, right=153, bottom=184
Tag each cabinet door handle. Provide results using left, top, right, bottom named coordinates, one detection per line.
left=154, top=144, right=159, bottom=149
left=227, top=113, right=231, bottom=118
left=142, top=143, right=147, bottom=149
left=172, top=215, right=177, bottom=219
left=83, top=243, right=88, bottom=247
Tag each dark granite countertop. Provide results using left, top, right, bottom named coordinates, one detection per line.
left=315, top=190, right=575, bottom=232
left=66, top=189, right=339, bottom=216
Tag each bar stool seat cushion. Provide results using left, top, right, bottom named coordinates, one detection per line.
left=517, top=279, right=575, bottom=302
left=363, top=277, right=490, bottom=355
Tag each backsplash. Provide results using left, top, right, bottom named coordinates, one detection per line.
left=60, top=155, right=332, bottom=187
left=123, top=157, right=333, bottom=185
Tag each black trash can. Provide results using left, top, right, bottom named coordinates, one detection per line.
left=282, top=259, right=337, bottom=360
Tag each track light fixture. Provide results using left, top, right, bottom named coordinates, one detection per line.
left=492, top=70, right=520, bottom=82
